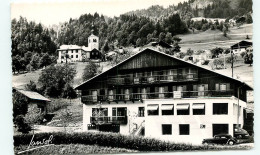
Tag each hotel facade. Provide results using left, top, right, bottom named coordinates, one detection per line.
left=75, top=48, right=252, bottom=144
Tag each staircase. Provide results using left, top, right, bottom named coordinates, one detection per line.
left=131, top=121, right=145, bottom=136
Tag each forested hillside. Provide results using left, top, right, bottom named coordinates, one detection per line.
left=11, top=17, right=57, bottom=73
left=125, top=0, right=252, bottom=20
left=56, top=13, right=187, bottom=48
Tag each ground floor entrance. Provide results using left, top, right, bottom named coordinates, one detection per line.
left=212, top=124, right=229, bottom=136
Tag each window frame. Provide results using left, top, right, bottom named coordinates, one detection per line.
left=179, top=124, right=190, bottom=135
left=162, top=124, right=172, bottom=135
left=213, top=103, right=228, bottom=115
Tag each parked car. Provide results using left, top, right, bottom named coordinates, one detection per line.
left=202, top=134, right=237, bottom=145
left=234, top=127, right=250, bottom=139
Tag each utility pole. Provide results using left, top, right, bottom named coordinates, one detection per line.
left=231, top=50, right=233, bottom=78
left=237, top=86, right=241, bottom=128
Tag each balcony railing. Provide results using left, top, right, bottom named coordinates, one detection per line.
left=106, top=73, right=198, bottom=86
left=82, top=90, right=234, bottom=103
left=90, top=116, right=127, bottom=124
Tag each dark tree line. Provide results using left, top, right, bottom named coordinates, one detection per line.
left=11, top=17, right=57, bottom=73
left=57, top=13, right=188, bottom=49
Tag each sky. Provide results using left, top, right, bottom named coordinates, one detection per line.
left=11, top=0, right=187, bottom=26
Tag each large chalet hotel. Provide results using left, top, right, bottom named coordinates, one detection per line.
left=75, top=48, right=252, bottom=144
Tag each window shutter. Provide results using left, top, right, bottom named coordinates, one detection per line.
left=215, top=83, right=219, bottom=91
left=113, top=89, right=116, bottom=95
left=172, top=86, right=177, bottom=91
left=226, top=83, right=230, bottom=90
left=183, top=85, right=187, bottom=91
left=193, top=85, right=198, bottom=91
left=164, top=86, right=168, bottom=92
left=146, top=87, right=150, bottom=93
left=155, top=87, right=159, bottom=92
left=204, top=84, right=208, bottom=90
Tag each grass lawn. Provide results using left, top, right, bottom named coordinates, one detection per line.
left=46, top=98, right=83, bottom=128
left=178, top=24, right=252, bottom=51
left=14, top=144, right=138, bottom=154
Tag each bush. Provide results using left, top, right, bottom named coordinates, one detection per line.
left=240, top=51, right=246, bottom=58
left=14, top=115, right=31, bottom=134
left=46, top=99, right=70, bottom=113
left=176, top=52, right=185, bottom=59
left=13, top=132, right=253, bottom=152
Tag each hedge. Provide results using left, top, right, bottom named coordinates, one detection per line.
left=13, top=132, right=252, bottom=152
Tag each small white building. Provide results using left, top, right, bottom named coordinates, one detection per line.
left=231, top=40, right=252, bottom=54
left=57, top=33, right=100, bottom=63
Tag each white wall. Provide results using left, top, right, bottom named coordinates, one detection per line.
left=144, top=97, right=246, bottom=144
left=82, top=97, right=246, bottom=145
left=83, top=101, right=145, bottom=135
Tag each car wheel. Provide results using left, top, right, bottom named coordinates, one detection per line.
left=228, top=140, right=235, bottom=145
left=237, top=135, right=242, bottom=139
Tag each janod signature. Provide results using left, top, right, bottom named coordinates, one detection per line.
left=17, top=134, right=54, bottom=154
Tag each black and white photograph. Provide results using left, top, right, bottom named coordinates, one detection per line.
left=9, top=0, right=254, bottom=154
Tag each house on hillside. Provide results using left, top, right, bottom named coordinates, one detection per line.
left=75, top=48, right=252, bottom=144
left=13, top=88, right=51, bottom=115
left=146, top=41, right=173, bottom=54
left=231, top=40, right=252, bottom=54
left=57, top=31, right=101, bottom=63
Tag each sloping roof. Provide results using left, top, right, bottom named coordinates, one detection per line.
left=231, top=40, right=252, bottom=49
left=59, top=45, right=82, bottom=50
left=16, top=89, right=51, bottom=102
left=74, top=48, right=253, bottom=90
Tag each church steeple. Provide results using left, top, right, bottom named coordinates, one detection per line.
left=91, top=22, right=94, bottom=35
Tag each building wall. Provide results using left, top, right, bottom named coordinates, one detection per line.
left=57, top=49, right=83, bottom=63
left=83, top=101, right=145, bottom=135
left=88, top=35, right=99, bottom=51
left=144, top=97, right=246, bottom=144
left=82, top=97, right=246, bottom=144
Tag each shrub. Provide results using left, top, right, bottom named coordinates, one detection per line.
left=225, top=55, right=238, bottom=64
left=13, top=132, right=253, bottom=152
left=240, top=51, right=246, bottom=58
left=46, top=99, right=70, bottom=113
left=14, top=115, right=31, bottom=134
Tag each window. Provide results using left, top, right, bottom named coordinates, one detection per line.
left=213, top=103, right=228, bottom=115
left=215, top=83, right=230, bottom=91
left=179, top=124, right=190, bottom=135
left=124, top=89, right=130, bottom=100
left=192, top=103, right=205, bottom=115
left=161, top=104, right=174, bottom=115
left=76, top=55, right=78, bottom=58
left=92, top=108, right=108, bottom=117
left=93, top=39, right=97, bottom=42
left=147, top=104, right=159, bottom=116
left=72, top=50, right=73, bottom=53
left=76, top=50, right=78, bottom=53
left=176, top=103, right=190, bottom=115
left=162, top=124, right=172, bottom=135
left=138, top=107, right=145, bottom=117
left=71, top=55, right=73, bottom=58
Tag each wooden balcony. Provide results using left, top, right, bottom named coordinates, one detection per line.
left=81, top=90, right=234, bottom=103
left=90, top=116, right=127, bottom=124
left=106, top=73, right=198, bottom=86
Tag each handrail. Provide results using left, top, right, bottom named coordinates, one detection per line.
left=82, top=90, right=234, bottom=102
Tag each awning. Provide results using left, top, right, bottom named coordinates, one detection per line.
left=176, top=104, right=189, bottom=110
left=147, top=104, right=159, bottom=110
left=161, top=104, right=174, bottom=110
left=192, top=103, right=205, bottom=109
